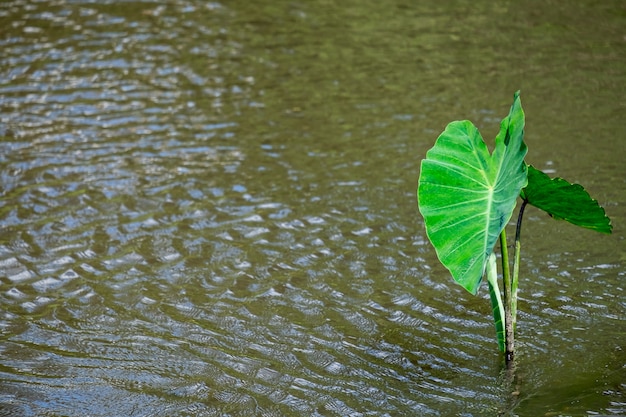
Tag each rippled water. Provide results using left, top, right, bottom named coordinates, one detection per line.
left=1, top=1, right=625, bottom=416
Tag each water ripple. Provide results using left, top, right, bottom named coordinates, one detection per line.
left=1, top=0, right=624, bottom=416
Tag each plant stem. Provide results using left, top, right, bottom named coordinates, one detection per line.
left=511, top=200, right=528, bottom=329
left=500, top=229, right=514, bottom=363
left=486, top=253, right=505, bottom=353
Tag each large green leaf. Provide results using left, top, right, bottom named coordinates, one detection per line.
left=417, top=92, right=528, bottom=294
left=521, top=165, right=612, bottom=234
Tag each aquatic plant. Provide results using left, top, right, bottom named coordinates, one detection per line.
left=417, top=91, right=612, bottom=363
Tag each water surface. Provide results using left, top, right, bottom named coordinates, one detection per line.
left=1, top=0, right=625, bottom=416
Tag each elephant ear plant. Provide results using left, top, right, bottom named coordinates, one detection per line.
left=417, top=91, right=612, bottom=364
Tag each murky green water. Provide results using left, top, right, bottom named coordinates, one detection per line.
left=1, top=1, right=624, bottom=416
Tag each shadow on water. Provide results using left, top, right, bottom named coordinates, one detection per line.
left=0, top=0, right=625, bottom=416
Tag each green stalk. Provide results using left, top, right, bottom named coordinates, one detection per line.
left=512, top=239, right=520, bottom=330
left=500, top=229, right=514, bottom=362
left=512, top=200, right=528, bottom=329
left=486, top=253, right=505, bottom=353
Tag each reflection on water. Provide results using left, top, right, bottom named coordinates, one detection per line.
left=1, top=0, right=625, bottom=415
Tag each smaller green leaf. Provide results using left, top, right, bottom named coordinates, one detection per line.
left=521, top=165, right=612, bottom=234
left=486, top=253, right=505, bottom=352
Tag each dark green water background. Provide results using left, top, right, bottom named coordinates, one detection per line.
left=1, top=1, right=624, bottom=416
